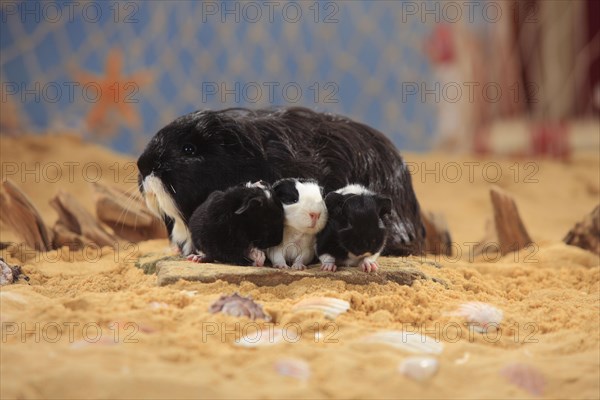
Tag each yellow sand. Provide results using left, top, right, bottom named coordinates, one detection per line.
left=1, top=134, right=598, bottom=399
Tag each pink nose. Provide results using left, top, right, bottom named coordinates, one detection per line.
left=309, top=212, right=321, bottom=225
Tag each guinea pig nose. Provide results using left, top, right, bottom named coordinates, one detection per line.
left=309, top=212, right=321, bottom=221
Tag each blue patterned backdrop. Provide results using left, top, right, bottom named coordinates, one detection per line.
left=0, top=1, right=453, bottom=154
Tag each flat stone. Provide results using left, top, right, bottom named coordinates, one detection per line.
left=156, top=258, right=446, bottom=287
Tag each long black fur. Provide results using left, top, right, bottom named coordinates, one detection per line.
left=137, top=107, right=425, bottom=255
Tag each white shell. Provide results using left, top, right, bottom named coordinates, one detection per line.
left=148, top=301, right=170, bottom=309
left=291, top=297, right=350, bottom=319
left=399, top=356, right=439, bottom=381
left=362, top=330, right=444, bottom=354
left=1, top=260, right=14, bottom=285
left=500, top=363, right=546, bottom=396
left=235, top=328, right=286, bottom=347
left=449, top=302, right=503, bottom=333
left=274, top=358, right=311, bottom=380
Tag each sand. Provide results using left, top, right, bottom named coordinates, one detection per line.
left=0, top=134, right=599, bottom=399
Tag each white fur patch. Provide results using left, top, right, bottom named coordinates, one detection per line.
left=335, top=184, right=373, bottom=195
left=143, top=175, right=192, bottom=254
left=245, top=181, right=271, bottom=198
left=282, top=181, right=327, bottom=233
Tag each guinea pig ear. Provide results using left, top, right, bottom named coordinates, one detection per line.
left=234, top=196, right=264, bottom=215
left=375, top=196, right=392, bottom=217
left=325, top=192, right=344, bottom=210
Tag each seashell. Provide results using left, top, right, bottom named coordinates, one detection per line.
left=209, top=293, right=271, bottom=321
left=0, top=258, right=28, bottom=286
left=275, top=358, right=311, bottom=381
left=1, top=258, right=14, bottom=285
left=362, top=330, right=444, bottom=354
left=291, top=297, right=350, bottom=319
left=448, top=302, right=503, bottom=333
left=148, top=301, right=170, bottom=309
left=235, top=328, right=285, bottom=347
left=454, top=352, right=470, bottom=365
left=500, top=363, right=546, bottom=396
left=399, top=356, right=439, bottom=382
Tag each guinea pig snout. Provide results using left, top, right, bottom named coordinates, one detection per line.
left=308, top=212, right=321, bottom=228
left=137, top=160, right=151, bottom=178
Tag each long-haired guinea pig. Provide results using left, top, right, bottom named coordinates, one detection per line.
left=316, top=184, right=392, bottom=273
left=187, top=181, right=284, bottom=266
left=137, top=107, right=424, bottom=256
left=265, top=178, right=327, bottom=270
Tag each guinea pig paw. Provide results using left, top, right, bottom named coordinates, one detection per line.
left=249, top=248, right=266, bottom=267
left=291, top=262, right=306, bottom=271
left=360, top=259, right=379, bottom=273
left=186, top=254, right=206, bottom=263
left=273, top=263, right=289, bottom=269
left=320, top=262, right=337, bottom=272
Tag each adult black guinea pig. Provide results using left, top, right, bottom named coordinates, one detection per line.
left=137, top=106, right=425, bottom=256
left=187, top=182, right=284, bottom=266
left=316, top=184, right=392, bottom=273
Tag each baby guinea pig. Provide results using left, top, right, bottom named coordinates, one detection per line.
left=316, top=184, right=392, bottom=273
left=266, top=178, right=328, bottom=270
left=187, top=181, right=284, bottom=266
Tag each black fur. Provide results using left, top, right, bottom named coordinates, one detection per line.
left=271, top=178, right=321, bottom=205
left=137, top=107, right=425, bottom=255
left=317, top=190, right=391, bottom=262
left=188, top=185, right=284, bottom=265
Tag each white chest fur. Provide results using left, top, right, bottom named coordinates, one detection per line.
left=266, top=227, right=317, bottom=268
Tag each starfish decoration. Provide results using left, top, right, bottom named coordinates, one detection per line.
left=72, top=49, right=153, bottom=136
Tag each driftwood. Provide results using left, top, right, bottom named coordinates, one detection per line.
left=489, top=187, right=533, bottom=255
left=51, top=222, right=91, bottom=250
left=92, top=182, right=167, bottom=242
left=0, top=179, right=53, bottom=251
left=563, top=205, right=599, bottom=255
left=50, top=190, right=116, bottom=247
left=421, top=211, right=452, bottom=256
left=472, top=187, right=533, bottom=257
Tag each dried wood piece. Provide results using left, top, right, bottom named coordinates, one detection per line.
left=421, top=211, right=452, bottom=256
left=50, top=190, right=115, bottom=247
left=490, top=187, right=533, bottom=255
left=52, top=222, right=90, bottom=250
left=0, top=179, right=53, bottom=251
left=563, top=205, right=599, bottom=255
left=92, top=182, right=167, bottom=242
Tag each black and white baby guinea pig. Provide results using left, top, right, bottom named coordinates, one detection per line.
left=266, top=178, right=327, bottom=270
left=316, top=184, right=392, bottom=273
left=187, top=181, right=284, bottom=266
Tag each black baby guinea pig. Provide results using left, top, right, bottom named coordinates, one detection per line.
left=316, top=184, right=392, bottom=273
left=187, top=182, right=284, bottom=266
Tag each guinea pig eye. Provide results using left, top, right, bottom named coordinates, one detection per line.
left=182, top=143, right=197, bottom=156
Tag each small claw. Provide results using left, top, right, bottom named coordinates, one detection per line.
left=186, top=254, right=205, bottom=263
left=360, top=259, right=379, bottom=273
left=320, top=262, right=337, bottom=272
left=291, top=263, right=306, bottom=270
left=249, top=248, right=266, bottom=267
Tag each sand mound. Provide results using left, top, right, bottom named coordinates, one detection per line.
left=1, top=135, right=598, bottom=399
